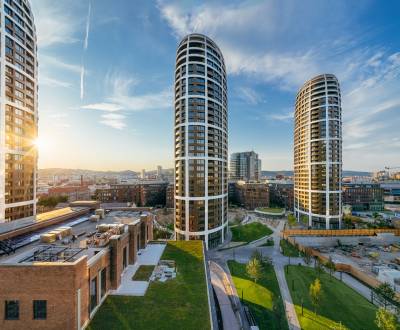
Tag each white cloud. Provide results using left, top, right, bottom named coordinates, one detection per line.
left=268, top=111, right=294, bottom=121
left=31, top=0, right=81, bottom=47
left=100, top=113, right=126, bottom=130
left=40, top=55, right=81, bottom=74
left=84, top=1, right=92, bottom=50
left=236, top=87, right=264, bottom=105
left=40, top=75, right=72, bottom=88
left=82, top=103, right=123, bottom=112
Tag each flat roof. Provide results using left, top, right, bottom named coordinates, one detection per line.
left=0, top=210, right=147, bottom=265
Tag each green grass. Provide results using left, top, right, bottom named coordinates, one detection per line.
left=228, top=260, right=288, bottom=330
left=231, top=222, right=273, bottom=243
left=88, top=241, right=210, bottom=330
left=285, top=265, right=378, bottom=330
left=280, top=239, right=300, bottom=257
left=256, top=207, right=284, bottom=214
left=131, top=265, right=155, bottom=281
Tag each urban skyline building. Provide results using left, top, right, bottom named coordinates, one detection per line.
left=174, top=33, right=228, bottom=249
left=1, top=0, right=38, bottom=222
left=230, top=151, right=261, bottom=182
left=294, top=74, right=342, bottom=229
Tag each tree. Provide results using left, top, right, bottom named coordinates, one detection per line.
left=375, top=308, right=398, bottom=330
left=251, top=249, right=263, bottom=263
left=325, top=257, right=336, bottom=279
left=376, top=283, right=396, bottom=309
left=332, top=323, right=350, bottom=330
left=287, top=214, right=296, bottom=227
left=309, top=278, right=322, bottom=314
left=246, top=258, right=262, bottom=283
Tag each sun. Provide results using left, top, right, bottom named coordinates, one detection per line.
left=33, top=137, right=48, bottom=152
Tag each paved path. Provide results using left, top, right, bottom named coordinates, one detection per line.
left=209, top=219, right=302, bottom=330
left=209, top=261, right=241, bottom=330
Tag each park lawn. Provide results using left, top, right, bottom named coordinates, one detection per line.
left=88, top=241, right=210, bottom=330
left=280, top=239, right=300, bottom=257
left=231, top=222, right=273, bottom=243
left=260, top=239, right=274, bottom=247
left=256, top=207, right=284, bottom=214
left=228, top=260, right=288, bottom=330
left=285, top=265, right=378, bottom=330
left=131, top=265, right=155, bottom=281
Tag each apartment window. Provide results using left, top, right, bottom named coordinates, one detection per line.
left=5, top=300, right=19, bottom=320
left=89, top=277, right=98, bottom=313
left=33, top=300, right=47, bottom=320
left=100, top=268, right=107, bottom=298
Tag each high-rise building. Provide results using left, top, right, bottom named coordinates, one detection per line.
left=1, top=0, right=38, bottom=222
left=174, top=33, right=228, bottom=249
left=157, top=165, right=162, bottom=178
left=294, top=74, right=342, bottom=229
left=230, top=151, right=261, bottom=182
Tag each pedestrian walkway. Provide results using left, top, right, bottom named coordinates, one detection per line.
left=111, top=243, right=166, bottom=296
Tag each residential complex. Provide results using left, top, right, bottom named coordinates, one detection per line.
left=230, top=151, right=261, bottom=182
left=294, top=74, right=342, bottom=229
left=174, top=33, right=228, bottom=249
left=1, top=0, right=38, bottom=222
left=342, top=183, right=384, bottom=212
left=269, top=181, right=294, bottom=211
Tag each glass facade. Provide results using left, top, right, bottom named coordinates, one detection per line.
left=1, top=0, right=38, bottom=222
left=294, top=74, right=342, bottom=229
left=174, top=34, right=228, bottom=249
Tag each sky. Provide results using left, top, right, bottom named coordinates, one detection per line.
left=31, top=0, right=400, bottom=172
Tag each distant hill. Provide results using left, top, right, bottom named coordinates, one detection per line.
left=262, top=170, right=372, bottom=177
left=38, top=168, right=140, bottom=177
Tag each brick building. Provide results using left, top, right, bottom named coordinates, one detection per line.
left=0, top=211, right=153, bottom=329
left=269, top=182, right=294, bottom=211
left=95, top=182, right=168, bottom=207
left=342, top=183, right=384, bottom=211
left=166, top=184, right=174, bottom=208
left=47, top=186, right=91, bottom=202
left=234, top=181, right=269, bottom=210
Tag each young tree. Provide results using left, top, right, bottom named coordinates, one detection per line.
left=375, top=307, right=398, bottom=330
left=325, top=257, right=336, bottom=279
left=246, top=258, right=262, bottom=283
left=375, top=283, right=396, bottom=309
left=251, top=249, right=263, bottom=263
left=287, top=214, right=296, bottom=227
left=309, top=278, right=322, bottom=314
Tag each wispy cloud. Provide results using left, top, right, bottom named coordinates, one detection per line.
left=84, top=1, right=91, bottom=50
left=100, top=113, right=126, bottom=130
left=268, top=111, right=294, bottom=121
left=31, top=0, right=80, bottom=47
left=236, top=87, right=265, bottom=105
left=81, top=103, right=123, bottom=112
left=40, top=75, right=72, bottom=88
left=80, top=0, right=92, bottom=100
left=40, top=55, right=81, bottom=74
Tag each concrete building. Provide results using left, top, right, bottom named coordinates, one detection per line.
left=230, top=151, right=261, bottom=182
left=166, top=183, right=174, bottom=208
left=294, top=74, right=342, bottom=229
left=1, top=0, right=38, bottom=222
left=0, top=210, right=153, bottom=329
left=342, top=183, right=384, bottom=211
left=174, top=33, right=228, bottom=249
left=234, top=181, right=269, bottom=210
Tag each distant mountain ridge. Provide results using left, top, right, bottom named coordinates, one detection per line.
left=261, top=170, right=372, bottom=177
left=38, top=168, right=175, bottom=177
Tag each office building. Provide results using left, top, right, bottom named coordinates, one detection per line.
left=174, top=33, right=228, bottom=249
left=230, top=151, right=261, bottom=182
left=342, top=183, right=384, bottom=212
left=294, top=74, right=342, bottom=228
left=1, top=0, right=38, bottom=222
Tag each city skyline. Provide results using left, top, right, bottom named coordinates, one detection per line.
left=32, top=0, right=400, bottom=171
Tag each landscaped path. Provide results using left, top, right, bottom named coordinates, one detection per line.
left=208, top=219, right=301, bottom=330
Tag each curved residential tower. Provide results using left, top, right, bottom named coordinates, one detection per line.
left=294, top=74, right=342, bottom=229
left=1, top=0, right=38, bottom=222
left=174, top=33, right=228, bottom=249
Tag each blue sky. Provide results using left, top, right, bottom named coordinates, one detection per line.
left=31, top=0, right=400, bottom=171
